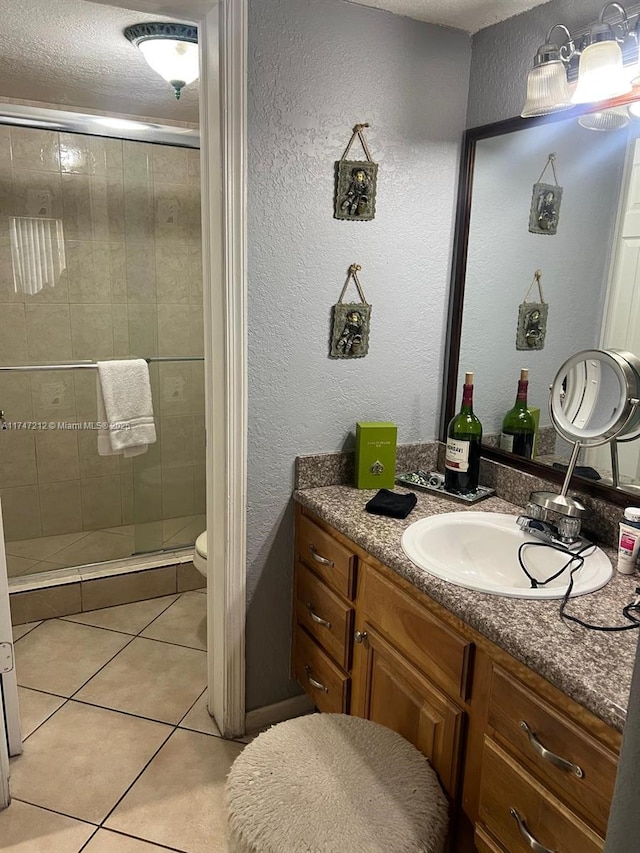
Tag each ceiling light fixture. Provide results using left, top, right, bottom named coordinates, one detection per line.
left=521, top=3, right=638, bottom=120
left=124, top=22, right=198, bottom=101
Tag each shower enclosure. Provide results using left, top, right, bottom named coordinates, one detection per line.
left=0, top=108, right=204, bottom=583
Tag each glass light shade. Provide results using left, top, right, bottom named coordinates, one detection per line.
left=578, top=106, right=630, bottom=131
left=138, top=39, right=199, bottom=96
left=572, top=40, right=632, bottom=104
left=521, top=61, right=573, bottom=117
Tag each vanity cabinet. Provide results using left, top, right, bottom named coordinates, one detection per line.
left=291, top=512, right=356, bottom=713
left=291, top=505, right=621, bottom=851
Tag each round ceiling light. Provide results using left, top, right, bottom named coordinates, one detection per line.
left=124, top=22, right=199, bottom=101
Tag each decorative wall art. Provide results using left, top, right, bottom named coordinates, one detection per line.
left=334, top=123, right=378, bottom=222
left=529, top=153, right=562, bottom=236
left=516, top=269, right=548, bottom=351
left=330, top=263, right=372, bottom=358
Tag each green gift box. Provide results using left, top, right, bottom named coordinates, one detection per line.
left=355, top=422, right=397, bottom=489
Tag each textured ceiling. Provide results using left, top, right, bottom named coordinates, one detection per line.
left=0, top=0, right=553, bottom=126
left=0, top=0, right=199, bottom=123
left=346, top=0, right=553, bottom=33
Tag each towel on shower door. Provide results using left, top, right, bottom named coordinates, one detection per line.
left=96, top=359, right=157, bottom=457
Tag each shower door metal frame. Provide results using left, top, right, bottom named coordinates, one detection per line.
left=0, top=499, right=23, bottom=809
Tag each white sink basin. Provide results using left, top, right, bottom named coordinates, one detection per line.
left=401, top=512, right=612, bottom=599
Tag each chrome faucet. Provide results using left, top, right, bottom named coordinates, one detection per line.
left=517, top=491, right=587, bottom=547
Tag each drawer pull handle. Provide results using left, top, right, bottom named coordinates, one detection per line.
left=306, top=602, right=331, bottom=629
left=304, top=665, right=328, bottom=693
left=510, top=808, right=555, bottom=853
left=354, top=630, right=368, bottom=643
left=520, top=721, right=584, bottom=778
left=309, top=544, right=334, bottom=567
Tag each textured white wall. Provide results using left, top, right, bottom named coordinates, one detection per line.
left=246, top=0, right=471, bottom=709
left=467, top=0, right=617, bottom=127
left=459, top=120, right=627, bottom=435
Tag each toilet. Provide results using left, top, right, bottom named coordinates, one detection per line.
left=194, top=531, right=207, bottom=577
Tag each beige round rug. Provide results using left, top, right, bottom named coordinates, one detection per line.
left=225, top=713, right=448, bottom=853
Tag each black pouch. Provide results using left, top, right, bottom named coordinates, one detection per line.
left=365, top=489, right=417, bottom=520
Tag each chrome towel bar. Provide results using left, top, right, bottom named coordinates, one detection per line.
left=0, top=357, right=204, bottom=373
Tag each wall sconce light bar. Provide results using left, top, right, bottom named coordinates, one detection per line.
left=521, top=2, right=640, bottom=119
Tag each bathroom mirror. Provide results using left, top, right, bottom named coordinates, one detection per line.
left=443, top=105, right=640, bottom=502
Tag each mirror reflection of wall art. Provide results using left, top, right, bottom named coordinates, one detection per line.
left=334, top=123, right=378, bottom=222
left=330, top=263, right=372, bottom=358
left=516, top=269, right=548, bottom=351
left=529, top=153, right=562, bottom=236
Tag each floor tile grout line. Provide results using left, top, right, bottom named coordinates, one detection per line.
left=21, top=696, right=72, bottom=743
left=6, top=530, right=93, bottom=563
left=56, top=618, right=141, bottom=639
left=176, top=685, right=207, bottom=728
left=58, top=591, right=183, bottom=637
left=137, top=634, right=206, bottom=653
left=43, top=530, right=94, bottom=565
left=78, top=825, right=188, bottom=853
left=77, top=826, right=101, bottom=853
left=11, top=795, right=100, bottom=828
left=11, top=621, right=43, bottom=642
left=97, top=722, right=178, bottom=831
left=66, top=632, right=139, bottom=699
left=16, top=618, right=204, bottom=722
left=140, top=590, right=188, bottom=633
left=68, top=695, right=203, bottom=729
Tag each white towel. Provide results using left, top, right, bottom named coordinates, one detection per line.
left=96, top=359, right=156, bottom=457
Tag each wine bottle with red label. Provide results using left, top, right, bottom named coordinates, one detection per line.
left=444, top=371, right=482, bottom=494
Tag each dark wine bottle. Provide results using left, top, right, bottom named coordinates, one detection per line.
left=444, top=372, right=482, bottom=494
left=500, top=368, right=535, bottom=459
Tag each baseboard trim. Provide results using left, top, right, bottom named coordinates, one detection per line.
left=245, top=694, right=315, bottom=733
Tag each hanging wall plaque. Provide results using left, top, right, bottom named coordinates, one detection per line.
left=516, top=269, right=548, bottom=351
left=529, top=153, right=562, bottom=235
left=334, top=123, right=378, bottom=221
left=330, top=264, right=372, bottom=358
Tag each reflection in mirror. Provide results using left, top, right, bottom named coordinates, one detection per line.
left=559, top=359, right=624, bottom=436
left=449, top=111, right=640, bottom=496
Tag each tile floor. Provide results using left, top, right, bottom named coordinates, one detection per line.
left=5, top=515, right=206, bottom=578
left=2, top=588, right=245, bottom=852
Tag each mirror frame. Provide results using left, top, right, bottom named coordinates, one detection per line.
left=441, top=97, right=640, bottom=508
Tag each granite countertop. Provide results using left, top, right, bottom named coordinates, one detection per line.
left=294, top=485, right=640, bottom=733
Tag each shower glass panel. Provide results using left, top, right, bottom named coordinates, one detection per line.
left=0, top=125, right=204, bottom=579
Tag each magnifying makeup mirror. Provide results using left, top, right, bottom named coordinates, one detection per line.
left=531, top=349, right=640, bottom=520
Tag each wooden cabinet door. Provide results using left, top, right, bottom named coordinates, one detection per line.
left=352, top=622, right=464, bottom=798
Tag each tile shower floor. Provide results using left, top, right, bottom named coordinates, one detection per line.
left=2, top=589, right=244, bottom=852
left=5, top=515, right=206, bottom=578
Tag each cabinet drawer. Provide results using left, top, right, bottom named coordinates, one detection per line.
left=297, top=513, right=356, bottom=600
left=474, top=826, right=507, bottom=853
left=479, top=739, right=604, bottom=853
left=293, top=626, right=349, bottom=714
left=488, top=666, right=617, bottom=835
left=358, top=561, right=472, bottom=700
left=295, top=561, right=353, bottom=670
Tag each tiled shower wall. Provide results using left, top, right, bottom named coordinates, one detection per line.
left=0, top=125, right=204, bottom=564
